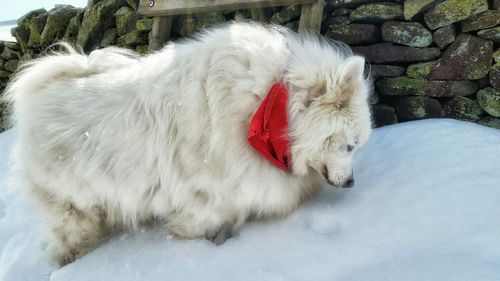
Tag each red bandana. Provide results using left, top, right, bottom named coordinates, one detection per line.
left=248, top=83, right=292, bottom=172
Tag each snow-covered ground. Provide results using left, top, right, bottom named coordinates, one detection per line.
left=0, top=119, right=499, bottom=281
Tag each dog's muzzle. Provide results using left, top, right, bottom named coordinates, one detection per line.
left=321, top=166, right=354, bottom=188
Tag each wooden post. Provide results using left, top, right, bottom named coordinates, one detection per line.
left=298, top=0, right=325, bottom=34
left=148, top=16, right=174, bottom=52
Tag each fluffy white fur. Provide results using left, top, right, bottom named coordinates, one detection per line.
left=6, top=22, right=372, bottom=266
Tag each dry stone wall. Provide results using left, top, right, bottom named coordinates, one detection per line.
left=0, top=0, right=499, bottom=132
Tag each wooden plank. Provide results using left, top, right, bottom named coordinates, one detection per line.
left=148, top=16, right=174, bottom=52
left=298, top=0, right=324, bottom=34
left=139, top=0, right=316, bottom=17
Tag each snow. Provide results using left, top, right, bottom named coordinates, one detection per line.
left=1, top=119, right=500, bottom=281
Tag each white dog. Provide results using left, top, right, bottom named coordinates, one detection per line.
left=6, top=22, right=372, bottom=266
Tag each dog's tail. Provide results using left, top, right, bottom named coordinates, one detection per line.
left=5, top=42, right=140, bottom=105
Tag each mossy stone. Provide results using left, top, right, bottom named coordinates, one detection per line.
left=370, top=65, right=405, bottom=77
left=403, top=0, right=439, bottom=20
left=136, top=18, right=153, bottom=31
left=444, top=96, right=484, bottom=122
left=432, top=25, right=456, bottom=49
left=135, top=45, right=149, bottom=54
left=14, top=8, right=47, bottom=54
left=76, top=0, right=127, bottom=51
left=115, top=6, right=138, bottom=36
left=491, top=63, right=500, bottom=90
left=395, top=96, right=443, bottom=120
left=0, top=70, right=11, bottom=79
left=494, top=48, right=500, bottom=63
left=377, top=76, right=427, bottom=96
left=406, top=61, right=437, bottom=79
left=4, top=60, right=19, bottom=73
left=350, top=3, right=403, bottom=23
left=478, top=116, right=500, bottom=129
left=27, top=13, right=48, bottom=48
left=429, top=34, right=493, bottom=80
left=117, top=30, right=148, bottom=46
left=381, top=21, right=432, bottom=47
left=63, top=10, right=84, bottom=41
left=175, top=12, right=226, bottom=37
left=327, top=24, right=381, bottom=45
left=372, top=103, right=398, bottom=127
left=461, top=10, right=500, bottom=32
left=40, top=5, right=79, bottom=48
left=126, top=0, right=139, bottom=11
left=424, top=0, right=488, bottom=30
left=0, top=47, right=20, bottom=60
left=99, top=28, right=117, bottom=47
left=270, top=5, right=300, bottom=24
left=477, top=26, right=500, bottom=43
left=477, top=87, right=500, bottom=117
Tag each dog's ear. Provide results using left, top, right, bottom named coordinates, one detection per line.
left=339, top=56, right=365, bottom=89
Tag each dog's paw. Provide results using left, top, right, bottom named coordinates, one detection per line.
left=207, top=223, right=234, bottom=245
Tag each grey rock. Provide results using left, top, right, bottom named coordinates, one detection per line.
left=478, top=116, right=500, bottom=129
left=477, top=27, right=500, bottom=43
left=117, top=30, right=148, bottom=46
left=429, top=34, right=493, bottom=80
left=424, top=0, right=488, bottom=30
left=174, top=12, right=227, bottom=37
left=352, top=43, right=440, bottom=63
left=27, top=13, right=48, bottom=47
left=326, top=24, right=381, bottom=45
left=370, top=65, right=406, bottom=77
left=444, top=96, right=484, bottom=121
left=372, top=103, right=398, bottom=127
left=394, top=96, right=443, bottom=120
left=381, top=21, right=432, bottom=47
left=331, top=8, right=352, bottom=16
left=350, top=3, right=403, bottom=23
left=477, top=87, right=500, bottom=117
left=433, top=25, right=456, bottom=49
left=461, top=10, right=500, bottom=32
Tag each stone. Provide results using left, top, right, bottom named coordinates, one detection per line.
left=136, top=45, right=149, bottom=54
left=117, top=30, right=148, bottom=46
left=403, top=0, right=439, bottom=20
left=406, top=61, right=437, bottom=79
left=285, top=21, right=299, bottom=32
left=136, top=18, right=153, bottom=31
left=477, top=87, right=500, bottom=117
left=477, top=27, right=500, bottom=43
left=444, top=96, right=484, bottom=121
left=27, top=13, right=48, bottom=47
left=424, top=0, right=488, bottom=30
left=40, top=5, right=80, bottom=48
left=370, top=65, right=406, bottom=77
left=495, top=0, right=500, bottom=9
left=394, top=96, right=443, bottom=120
left=324, top=16, right=351, bottom=26
left=494, top=48, right=500, bottom=63
left=429, top=34, right=493, bottom=80
left=331, top=8, right=352, bottom=16
left=350, top=3, right=403, bottom=23
left=432, top=25, right=456, bottom=49
left=4, top=60, right=19, bottom=73
left=270, top=5, right=300, bottom=24
left=461, top=10, right=500, bottom=32
left=4, top=42, right=20, bottom=51
left=126, top=0, right=139, bottom=10
left=478, top=116, right=500, bottom=129
left=326, top=24, right=380, bottom=45
left=372, top=103, right=398, bottom=127
left=77, top=0, right=127, bottom=51
left=115, top=6, right=138, bottom=36
left=377, top=76, right=479, bottom=97
left=63, top=10, right=84, bottom=40
left=369, top=90, right=380, bottom=104
left=0, top=47, right=20, bottom=60
left=175, top=12, right=227, bottom=37
left=0, top=70, right=11, bottom=79
left=0, top=59, right=4, bottom=70
left=352, top=43, right=440, bottom=63
left=329, top=0, right=383, bottom=8
left=14, top=8, right=47, bottom=53
left=490, top=63, right=500, bottom=90
left=99, top=28, right=117, bottom=47
left=381, top=21, right=432, bottom=47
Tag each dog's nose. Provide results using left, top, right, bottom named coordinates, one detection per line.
left=342, top=177, right=354, bottom=188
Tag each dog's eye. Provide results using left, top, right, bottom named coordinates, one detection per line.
left=347, top=145, right=355, bottom=152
